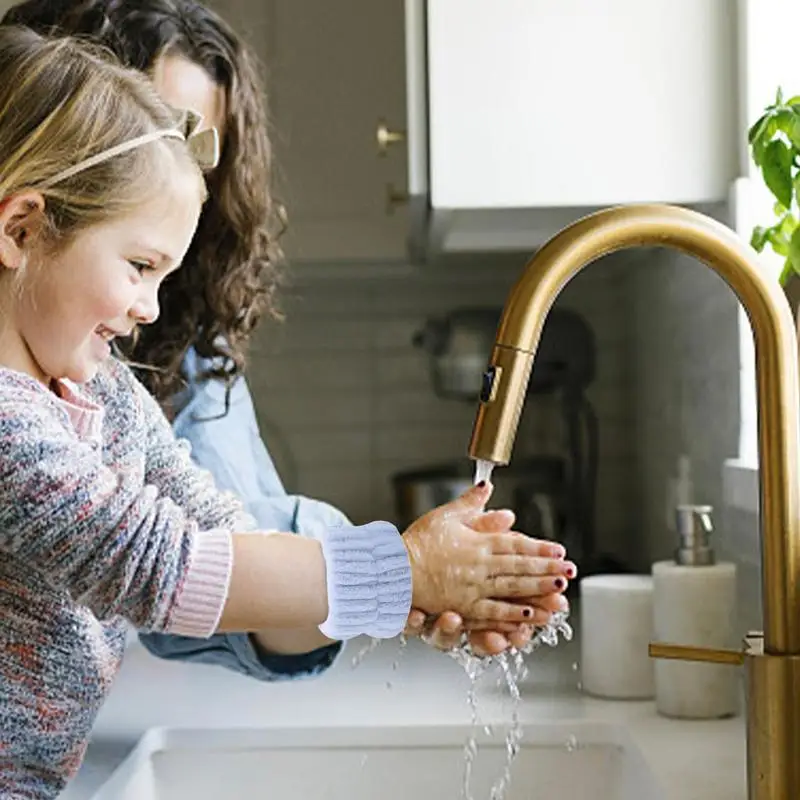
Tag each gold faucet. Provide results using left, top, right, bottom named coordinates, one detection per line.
left=468, top=204, right=800, bottom=799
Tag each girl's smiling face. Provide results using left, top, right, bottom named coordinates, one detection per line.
left=0, top=169, right=202, bottom=385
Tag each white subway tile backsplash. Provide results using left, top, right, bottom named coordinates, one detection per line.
left=256, top=389, right=371, bottom=429
left=259, top=317, right=374, bottom=353
left=374, top=390, right=475, bottom=426
left=372, top=316, right=427, bottom=350
left=373, top=352, right=431, bottom=389
left=374, top=426, right=471, bottom=463
left=287, top=429, right=373, bottom=466
left=248, top=262, right=636, bottom=548
left=252, top=351, right=372, bottom=390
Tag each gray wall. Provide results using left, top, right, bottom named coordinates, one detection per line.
left=626, top=241, right=741, bottom=569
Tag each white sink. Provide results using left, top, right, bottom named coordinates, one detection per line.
left=89, top=723, right=665, bottom=800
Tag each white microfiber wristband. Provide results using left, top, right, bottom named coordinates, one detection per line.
left=318, top=521, right=412, bottom=641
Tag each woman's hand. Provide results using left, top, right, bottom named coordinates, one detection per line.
left=406, top=590, right=569, bottom=656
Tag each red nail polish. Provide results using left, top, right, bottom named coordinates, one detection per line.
left=554, top=578, right=565, bottom=589
left=522, top=607, right=532, bottom=618
left=476, top=480, right=487, bottom=488
left=566, top=566, right=576, bottom=578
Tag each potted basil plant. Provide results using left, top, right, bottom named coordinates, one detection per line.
left=749, top=88, right=800, bottom=322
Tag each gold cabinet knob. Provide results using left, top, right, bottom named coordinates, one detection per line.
left=376, top=118, right=406, bottom=156
left=385, top=183, right=409, bottom=215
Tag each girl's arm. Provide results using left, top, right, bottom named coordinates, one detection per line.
left=0, top=375, right=411, bottom=642
left=129, top=358, right=411, bottom=640
left=142, top=352, right=344, bottom=665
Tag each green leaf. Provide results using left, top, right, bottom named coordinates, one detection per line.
left=761, top=139, right=794, bottom=208
left=767, top=227, right=790, bottom=256
left=779, top=258, right=795, bottom=286
left=766, top=108, right=800, bottom=150
left=780, top=213, right=799, bottom=239
left=751, top=226, right=769, bottom=252
left=788, top=113, right=800, bottom=150
left=789, top=226, right=800, bottom=273
left=788, top=95, right=800, bottom=106
left=748, top=111, right=771, bottom=145
left=752, top=137, right=768, bottom=167
left=794, top=173, right=800, bottom=208
left=752, top=220, right=793, bottom=256
left=772, top=107, right=796, bottom=132
left=749, top=110, right=775, bottom=168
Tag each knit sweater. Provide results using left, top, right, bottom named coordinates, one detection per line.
left=0, top=359, right=410, bottom=798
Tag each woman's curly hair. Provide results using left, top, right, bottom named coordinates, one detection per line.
left=3, top=0, right=284, bottom=405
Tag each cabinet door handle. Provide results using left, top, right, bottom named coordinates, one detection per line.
left=376, top=118, right=406, bottom=156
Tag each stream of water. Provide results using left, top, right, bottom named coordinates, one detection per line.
left=350, top=456, right=574, bottom=799
left=444, top=611, right=572, bottom=800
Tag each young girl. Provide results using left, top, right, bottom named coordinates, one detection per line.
left=2, top=0, right=567, bottom=661
left=0, top=29, right=574, bottom=797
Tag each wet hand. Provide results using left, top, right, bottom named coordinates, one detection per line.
left=406, top=576, right=571, bottom=655
left=404, top=609, right=532, bottom=656
left=405, top=505, right=574, bottom=655
left=402, top=483, right=575, bottom=625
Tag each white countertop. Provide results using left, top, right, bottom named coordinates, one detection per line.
left=62, top=626, right=747, bottom=800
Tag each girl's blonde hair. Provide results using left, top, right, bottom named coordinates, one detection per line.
left=0, top=26, right=204, bottom=246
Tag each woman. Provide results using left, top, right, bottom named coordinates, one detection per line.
left=1, top=0, right=557, bottom=664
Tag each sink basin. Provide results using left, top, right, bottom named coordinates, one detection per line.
left=89, top=723, right=664, bottom=800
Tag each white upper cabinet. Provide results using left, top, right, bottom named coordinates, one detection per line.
left=212, top=0, right=751, bottom=262
left=407, top=0, right=741, bottom=253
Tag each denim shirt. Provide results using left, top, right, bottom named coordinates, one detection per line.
left=138, top=348, right=345, bottom=680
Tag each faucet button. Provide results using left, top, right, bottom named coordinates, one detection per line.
left=480, top=367, right=497, bottom=403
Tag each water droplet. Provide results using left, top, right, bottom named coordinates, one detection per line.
left=350, top=637, right=380, bottom=669
left=391, top=633, right=408, bottom=672
left=566, top=734, right=579, bottom=753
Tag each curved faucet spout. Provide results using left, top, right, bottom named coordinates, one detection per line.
left=468, top=204, right=800, bottom=656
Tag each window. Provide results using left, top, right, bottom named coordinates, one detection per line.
left=726, top=0, right=800, bottom=511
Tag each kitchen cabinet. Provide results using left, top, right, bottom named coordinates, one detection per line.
left=210, top=0, right=774, bottom=264
left=406, top=0, right=740, bottom=254
left=210, top=0, right=410, bottom=263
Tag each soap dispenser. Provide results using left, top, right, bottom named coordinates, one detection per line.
left=652, top=505, right=738, bottom=719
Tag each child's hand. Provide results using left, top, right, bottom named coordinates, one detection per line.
left=402, top=482, right=575, bottom=624
left=405, top=507, right=574, bottom=655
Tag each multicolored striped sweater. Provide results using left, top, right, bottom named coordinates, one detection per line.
left=0, top=356, right=412, bottom=798
left=0, top=359, right=256, bottom=798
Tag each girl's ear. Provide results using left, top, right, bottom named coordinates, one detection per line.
left=0, top=191, right=46, bottom=270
